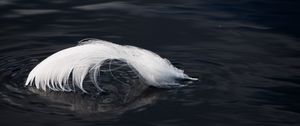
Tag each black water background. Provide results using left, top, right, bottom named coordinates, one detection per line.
left=0, top=0, right=300, bottom=126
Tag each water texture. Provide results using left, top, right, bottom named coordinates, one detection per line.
left=0, top=0, right=300, bottom=126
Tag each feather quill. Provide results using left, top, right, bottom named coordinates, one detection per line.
left=25, top=39, right=197, bottom=92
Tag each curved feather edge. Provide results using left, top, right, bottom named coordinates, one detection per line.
left=25, top=39, right=197, bottom=92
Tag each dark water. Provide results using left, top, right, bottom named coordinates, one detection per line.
left=1, top=0, right=300, bottom=126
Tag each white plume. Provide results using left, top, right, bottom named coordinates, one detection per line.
left=25, top=39, right=197, bottom=92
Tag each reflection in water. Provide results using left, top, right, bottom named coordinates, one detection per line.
left=28, top=87, right=160, bottom=121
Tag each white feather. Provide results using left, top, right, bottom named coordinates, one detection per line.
left=25, top=39, right=197, bottom=92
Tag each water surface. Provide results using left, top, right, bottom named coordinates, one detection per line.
left=1, top=0, right=300, bottom=126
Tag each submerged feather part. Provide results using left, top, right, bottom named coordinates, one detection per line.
left=25, top=39, right=197, bottom=92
